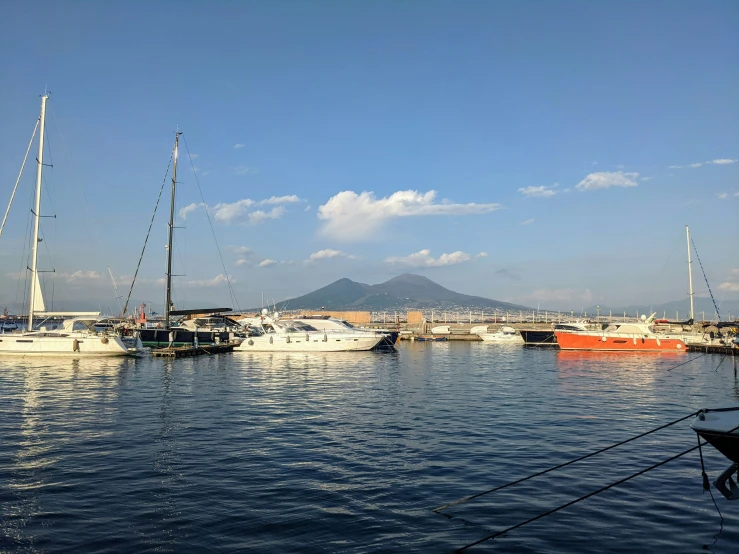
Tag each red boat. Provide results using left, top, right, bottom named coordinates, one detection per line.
left=555, top=316, right=686, bottom=352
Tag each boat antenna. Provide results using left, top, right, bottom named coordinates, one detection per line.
left=28, top=94, right=49, bottom=332
left=685, top=225, right=695, bottom=322
left=164, top=131, right=182, bottom=331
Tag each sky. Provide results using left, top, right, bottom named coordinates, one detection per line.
left=0, top=0, right=737, bottom=314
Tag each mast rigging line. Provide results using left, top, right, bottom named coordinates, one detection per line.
left=433, top=411, right=699, bottom=513
left=121, top=149, right=174, bottom=316
left=690, top=236, right=721, bottom=321
left=0, top=119, right=39, bottom=239
left=181, top=134, right=241, bottom=312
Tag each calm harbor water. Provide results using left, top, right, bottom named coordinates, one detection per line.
left=1, top=344, right=738, bottom=553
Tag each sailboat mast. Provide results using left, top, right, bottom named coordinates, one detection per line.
left=28, top=94, right=48, bottom=332
left=686, top=225, right=695, bottom=321
left=164, top=132, right=181, bottom=330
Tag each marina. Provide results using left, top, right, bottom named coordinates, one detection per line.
left=2, top=344, right=738, bottom=552
left=1, top=2, right=737, bottom=551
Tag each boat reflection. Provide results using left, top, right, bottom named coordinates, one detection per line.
left=0, top=356, right=136, bottom=547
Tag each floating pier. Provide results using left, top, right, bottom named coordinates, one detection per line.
left=150, top=342, right=236, bottom=358
left=686, top=343, right=737, bottom=356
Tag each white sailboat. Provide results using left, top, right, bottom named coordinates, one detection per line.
left=0, top=95, right=141, bottom=357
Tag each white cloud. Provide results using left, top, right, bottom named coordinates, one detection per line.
left=59, top=270, right=104, bottom=282
left=248, top=206, right=285, bottom=225
left=520, top=218, right=535, bottom=225
left=259, top=259, right=277, bottom=268
left=717, top=192, right=729, bottom=200
left=232, top=246, right=253, bottom=255
left=307, top=249, right=343, bottom=262
left=260, top=195, right=301, bottom=205
left=181, top=197, right=301, bottom=225
left=211, top=199, right=255, bottom=223
left=519, top=185, right=556, bottom=198
left=182, top=274, right=232, bottom=287
left=385, top=249, right=472, bottom=268
left=668, top=158, right=737, bottom=169
left=179, top=202, right=206, bottom=220
left=233, top=143, right=245, bottom=149
left=318, top=190, right=501, bottom=241
left=305, top=205, right=312, bottom=212
left=641, top=176, right=654, bottom=181
left=304, top=249, right=358, bottom=264
left=189, top=153, right=200, bottom=159
left=235, top=259, right=250, bottom=266
left=476, top=252, right=488, bottom=258
left=576, top=171, right=638, bottom=191
left=234, top=165, right=260, bottom=175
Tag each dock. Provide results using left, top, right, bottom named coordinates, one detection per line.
left=151, top=342, right=236, bottom=358
left=686, top=343, right=737, bottom=356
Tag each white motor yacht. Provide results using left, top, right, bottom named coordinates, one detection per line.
left=478, top=326, right=524, bottom=344
left=292, top=315, right=397, bottom=349
left=235, top=311, right=384, bottom=352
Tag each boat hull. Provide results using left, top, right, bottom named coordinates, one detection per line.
left=694, top=430, right=739, bottom=464
left=692, top=408, right=739, bottom=464
left=555, top=331, right=686, bottom=351
left=235, top=333, right=383, bottom=352
left=0, top=334, right=134, bottom=356
left=519, top=329, right=557, bottom=346
left=478, top=334, right=524, bottom=344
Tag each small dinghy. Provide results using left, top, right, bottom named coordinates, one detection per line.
left=691, top=407, right=739, bottom=500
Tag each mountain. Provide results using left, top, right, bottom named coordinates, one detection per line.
left=277, top=274, right=530, bottom=311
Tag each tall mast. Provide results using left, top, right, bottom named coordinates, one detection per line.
left=164, top=131, right=181, bottom=330
left=686, top=225, right=695, bottom=321
left=28, top=94, right=49, bottom=331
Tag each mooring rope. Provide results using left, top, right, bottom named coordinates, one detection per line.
left=454, top=441, right=705, bottom=551
left=667, top=352, right=708, bottom=372
left=433, top=411, right=699, bottom=513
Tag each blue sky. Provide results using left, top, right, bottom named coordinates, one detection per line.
left=0, top=1, right=737, bottom=313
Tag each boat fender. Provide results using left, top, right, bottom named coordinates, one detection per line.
left=677, top=343, right=682, bottom=349
left=602, top=336, right=607, bottom=342
left=323, top=333, right=327, bottom=342
left=248, top=339, right=254, bottom=346
left=73, top=339, right=80, bottom=352
left=101, top=337, right=109, bottom=344
left=306, top=333, right=310, bottom=342
left=656, top=338, right=661, bottom=347
left=286, top=336, right=291, bottom=343
left=269, top=336, right=273, bottom=344
left=633, top=337, right=637, bottom=345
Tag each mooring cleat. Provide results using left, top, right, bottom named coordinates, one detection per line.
left=713, top=463, right=739, bottom=500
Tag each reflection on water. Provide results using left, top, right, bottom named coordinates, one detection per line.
left=0, top=346, right=738, bottom=552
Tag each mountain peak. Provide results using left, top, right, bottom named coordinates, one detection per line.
left=279, top=274, right=529, bottom=311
